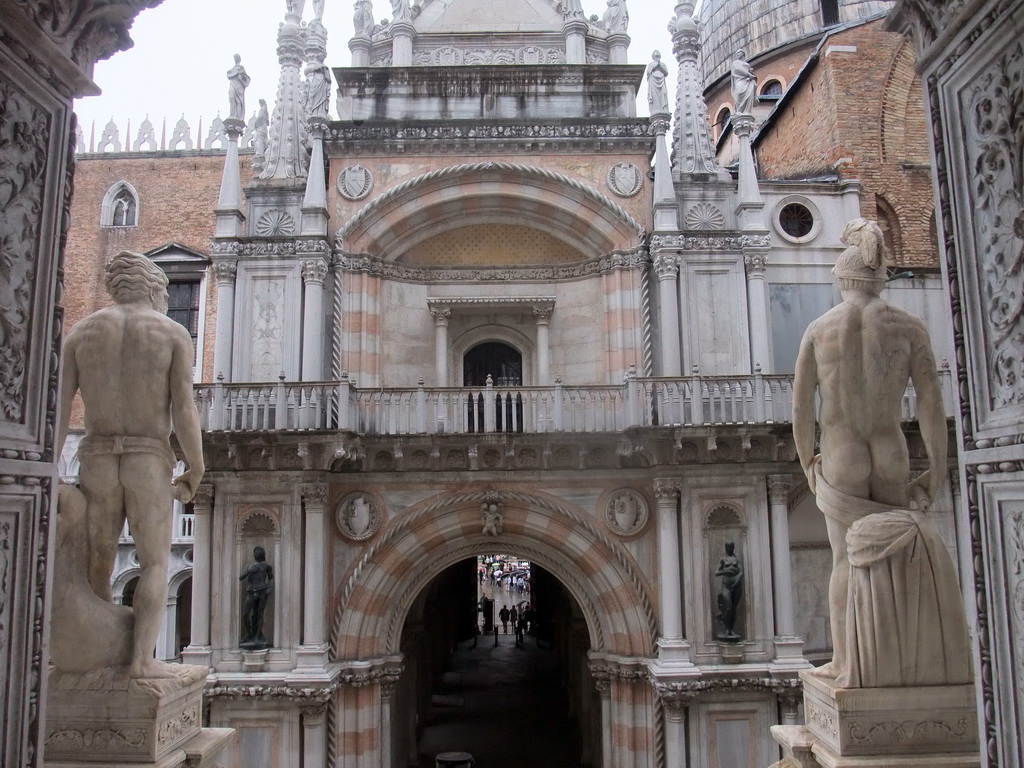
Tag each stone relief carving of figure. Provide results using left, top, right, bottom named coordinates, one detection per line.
left=793, top=217, right=973, bottom=688
left=714, top=541, right=743, bottom=641
left=227, top=53, right=251, bottom=121
left=730, top=48, right=757, bottom=116
left=305, top=62, right=332, bottom=120
left=353, top=0, right=374, bottom=35
left=602, top=0, right=628, bottom=33
left=481, top=502, right=503, bottom=537
left=390, top=0, right=411, bottom=22
left=645, top=50, right=670, bottom=115
left=55, top=251, right=204, bottom=679
left=239, top=546, right=275, bottom=650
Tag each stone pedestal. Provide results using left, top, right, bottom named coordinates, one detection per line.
left=45, top=665, right=232, bottom=767
left=770, top=671, right=980, bottom=767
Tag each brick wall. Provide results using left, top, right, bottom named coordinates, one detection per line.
left=754, top=20, right=938, bottom=267
left=63, top=151, right=252, bottom=427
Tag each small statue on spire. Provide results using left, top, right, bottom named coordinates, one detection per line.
left=731, top=48, right=758, bottom=116
left=227, top=54, right=250, bottom=121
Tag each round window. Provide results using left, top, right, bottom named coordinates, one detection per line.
left=779, top=203, right=814, bottom=239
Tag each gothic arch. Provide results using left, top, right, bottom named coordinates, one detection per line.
left=100, top=180, right=139, bottom=227
left=330, top=489, right=657, bottom=660
left=335, top=162, right=647, bottom=260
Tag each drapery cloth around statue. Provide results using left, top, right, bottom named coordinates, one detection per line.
left=813, top=464, right=973, bottom=689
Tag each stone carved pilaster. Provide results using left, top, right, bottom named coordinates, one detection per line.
left=301, top=259, right=329, bottom=286
left=653, top=253, right=680, bottom=280
left=212, top=261, right=237, bottom=286
left=744, top=252, right=768, bottom=275
left=652, top=681, right=695, bottom=722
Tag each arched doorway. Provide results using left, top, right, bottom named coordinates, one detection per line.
left=329, top=489, right=659, bottom=768
left=464, top=342, right=523, bottom=433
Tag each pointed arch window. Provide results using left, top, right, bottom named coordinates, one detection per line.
left=101, top=181, right=140, bottom=228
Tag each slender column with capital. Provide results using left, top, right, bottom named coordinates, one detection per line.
left=215, top=118, right=246, bottom=238
left=591, top=669, right=613, bottom=768
left=653, top=686, right=692, bottom=768
left=768, top=475, right=796, bottom=637
left=301, top=260, right=329, bottom=381
left=651, top=113, right=678, bottom=231
left=212, top=262, right=237, bottom=381
left=563, top=18, right=588, bottom=64
left=295, top=483, right=329, bottom=671
left=301, top=704, right=328, bottom=768
left=654, top=254, right=682, bottom=377
left=431, top=306, right=450, bottom=387
left=654, top=479, right=684, bottom=642
left=533, top=305, right=552, bottom=385
left=380, top=671, right=402, bottom=768
left=744, top=252, right=771, bottom=373
left=181, top=484, right=214, bottom=666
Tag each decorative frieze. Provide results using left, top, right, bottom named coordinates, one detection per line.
left=335, top=247, right=649, bottom=283
left=210, top=239, right=331, bottom=257
left=651, top=233, right=771, bottom=251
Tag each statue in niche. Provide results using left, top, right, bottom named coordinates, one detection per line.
left=645, top=50, right=670, bottom=115
left=227, top=54, right=251, bottom=121
left=390, top=0, right=411, bottom=22
left=239, top=546, right=275, bottom=650
left=481, top=501, right=503, bottom=537
left=715, top=541, right=743, bottom=641
left=305, top=61, right=332, bottom=120
left=730, top=48, right=757, bottom=116
left=55, top=251, right=204, bottom=679
left=354, top=0, right=374, bottom=36
left=602, top=0, right=628, bottom=33
left=793, top=217, right=973, bottom=688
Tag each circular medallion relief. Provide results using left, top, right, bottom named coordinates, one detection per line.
left=607, top=162, right=643, bottom=198
left=335, top=492, right=382, bottom=541
left=604, top=489, right=649, bottom=537
left=337, top=165, right=374, bottom=201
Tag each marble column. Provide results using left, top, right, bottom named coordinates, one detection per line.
left=779, top=689, right=801, bottom=726
left=768, top=475, right=805, bottom=665
left=349, top=35, right=371, bottom=66
left=654, top=478, right=690, bottom=665
left=657, top=690, right=691, bottom=768
left=607, top=32, right=629, bottom=64
left=744, top=253, right=771, bottom=374
left=212, top=262, right=237, bottom=381
left=592, top=670, right=613, bottom=768
left=181, top=484, right=214, bottom=667
left=391, top=20, right=416, bottom=66
left=533, top=305, right=552, bottom=385
left=301, top=260, right=329, bottom=381
left=158, top=596, right=177, bottom=661
left=654, top=254, right=682, bottom=377
left=301, top=704, right=328, bottom=768
left=563, top=18, right=588, bottom=64
left=431, top=306, right=451, bottom=387
left=380, top=671, right=402, bottom=768
left=296, top=483, right=329, bottom=670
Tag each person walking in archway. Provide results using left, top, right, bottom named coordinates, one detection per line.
left=499, top=604, right=510, bottom=633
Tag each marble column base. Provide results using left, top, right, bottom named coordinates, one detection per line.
left=769, top=671, right=980, bottom=767
left=771, top=637, right=810, bottom=668
left=44, top=664, right=219, bottom=765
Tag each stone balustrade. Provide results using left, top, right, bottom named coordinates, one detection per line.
left=193, top=369, right=954, bottom=435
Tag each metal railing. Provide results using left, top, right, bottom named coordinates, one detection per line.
left=194, top=369, right=953, bottom=436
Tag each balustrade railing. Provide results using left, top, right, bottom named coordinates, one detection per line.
left=194, top=369, right=953, bottom=436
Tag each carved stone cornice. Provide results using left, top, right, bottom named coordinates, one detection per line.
left=207, top=684, right=335, bottom=703
left=652, top=233, right=770, bottom=251
left=767, top=474, right=793, bottom=505
left=301, top=259, right=329, bottom=286
left=648, top=675, right=802, bottom=701
left=336, top=248, right=649, bottom=283
left=210, top=239, right=331, bottom=258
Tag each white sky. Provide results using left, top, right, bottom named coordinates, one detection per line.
left=73, top=0, right=697, bottom=145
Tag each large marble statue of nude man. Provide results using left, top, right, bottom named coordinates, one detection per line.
left=793, top=218, right=949, bottom=684
left=57, top=250, right=204, bottom=679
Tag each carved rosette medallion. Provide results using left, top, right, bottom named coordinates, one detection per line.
left=685, top=203, right=725, bottom=230
left=604, top=489, right=649, bottom=537
left=337, top=165, right=374, bottom=200
left=607, top=162, right=643, bottom=197
left=335, top=492, right=382, bottom=541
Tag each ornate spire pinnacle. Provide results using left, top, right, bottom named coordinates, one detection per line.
left=260, top=4, right=309, bottom=180
left=669, top=1, right=725, bottom=178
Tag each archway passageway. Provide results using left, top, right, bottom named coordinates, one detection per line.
left=407, top=557, right=588, bottom=767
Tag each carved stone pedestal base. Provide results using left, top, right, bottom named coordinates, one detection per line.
left=44, top=664, right=232, bottom=767
left=769, top=671, right=980, bottom=768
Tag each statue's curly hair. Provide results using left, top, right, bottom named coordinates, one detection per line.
left=104, top=251, right=168, bottom=304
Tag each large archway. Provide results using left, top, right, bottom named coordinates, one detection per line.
left=329, top=489, right=659, bottom=768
